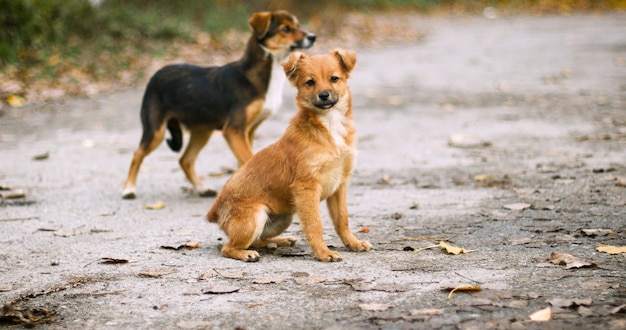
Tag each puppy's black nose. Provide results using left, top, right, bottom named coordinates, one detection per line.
left=307, top=34, right=316, bottom=42
left=319, top=91, right=329, bottom=101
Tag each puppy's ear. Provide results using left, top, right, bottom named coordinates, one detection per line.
left=332, top=48, right=357, bottom=76
left=249, top=11, right=272, bottom=39
left=282, top=52, right=306, bottom=83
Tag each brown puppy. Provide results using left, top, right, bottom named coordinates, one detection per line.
left=122, top=11, right=315, bottom=199
left=207, top=49, right=372, bottom=262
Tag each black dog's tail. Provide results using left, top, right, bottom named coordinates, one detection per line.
left=166, top=118, right=183, bottom=152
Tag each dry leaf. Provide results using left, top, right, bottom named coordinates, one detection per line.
left=439, top=241, right=475, bottom=255
left=0, top=189, right=26, bottom=199
left=359, top=227, right=370, bottom=233
left=0, top=283, right=13, bottom=292
left=6, top=95, right=26, bottom=107
left=442, top=285, right=481, bottom=299
left=138, top=267, right=177, bottom=278
left=38, top=225, right=62, bottom=232
left=144, top=201, right=165, bottom=210
left=99, top=257, right=133, bottom=264
left=252, top=278, right=283, bottom=284
left=201, top=285, right=240, bottom=294
left=160, top=241, right=200, bottom=250
left=529, top=307, right=552, bottom=321
left=548, top=252, right=595, bottom=269
left=548, top=298, right=592, bottom=308
left=448, top=134, right=491, bottom=148
left=581, top=228, right=613, bottom=236
left=294, top=276, right=326, bottom=285
left=359, top=303, right=393, bottom=312
left=32, top=151, right=49, bottom=160
left=503, top=203, right=531, bottom=211
left=409, top=308, right=444, bottom=316
left=596, top=244, right=626, bottom=255
left=212, top=269, right=245, bottom=279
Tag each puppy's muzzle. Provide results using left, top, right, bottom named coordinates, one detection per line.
left=313, top=90, right=338, bottom=109
left=292, top=33, right=316, bottom=50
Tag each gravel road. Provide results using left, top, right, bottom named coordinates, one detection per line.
left=1, top=13, right=625, bottom=329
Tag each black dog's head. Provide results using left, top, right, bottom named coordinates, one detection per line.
left=249, top=10, right=316, bottom=58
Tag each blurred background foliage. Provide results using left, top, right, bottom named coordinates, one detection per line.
left=1, top=0, right=624, bottom=105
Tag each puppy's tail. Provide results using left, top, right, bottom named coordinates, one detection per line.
left=166, top=118, right=183, bottom=152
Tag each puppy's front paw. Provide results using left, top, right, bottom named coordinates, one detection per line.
left=347, top=240, right=373, bottom=252
left=314, top=249, right=343, bottom=262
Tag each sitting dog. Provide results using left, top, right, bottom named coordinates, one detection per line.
left=207, top=49, right=372, bottom=262
left=122, top=10, right=316, bottom=199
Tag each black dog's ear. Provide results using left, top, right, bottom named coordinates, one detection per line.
left=282, top=52, right=306, bottom=83
left=248, top=11, right=272, bottom=39
left=332, top=48, right=357, bottom=77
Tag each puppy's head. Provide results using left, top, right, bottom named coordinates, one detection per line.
left=283, top=49, right=356, bottom=113
left=249, top=10, right=316, bottom=59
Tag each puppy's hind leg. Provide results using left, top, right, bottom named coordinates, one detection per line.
left=179, top=127, right=216, bottom=197
left=252, top=214, right=297, bottom=249
left=122, top=120, right=167, bottom=199
left=220, top=206, right=268, bottom=262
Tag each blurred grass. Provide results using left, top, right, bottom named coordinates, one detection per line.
left=1, top=0, right=624, bottom=104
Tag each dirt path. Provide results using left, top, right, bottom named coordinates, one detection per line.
left=1, top=13, right=625, bottom=329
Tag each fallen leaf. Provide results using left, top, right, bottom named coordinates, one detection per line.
left=503, top=203, right=531, bottom=211
left=359, top=303, right=393, bottom=312
left=252, top=278, right=283, bottom=284
left=144, top=201, right=165, bottom=210
left=160, top=241, right=200, bottom=250
left=138, top=267, right=177, bottom=278
left=448, top=134, right=491, bottom=148
left=201, top=285, right=240, bottom=294
left=6, top=95, right=26, bottom=107
left=548, top=298, right=592, bottom=308
left=548, top=252, right=595, bottom=269
left=99, top=257, right=133, bottom=264
left=0, top=189, right=26, bottom=199
left=32, top=151, right=49, bottom=160
left=0, top=283, right=13, bottom=292
left=581, top=228, right=613, bottom=237
left=38, top=225, right=62, bottom=232
left=409, top=308, right=444, bottom=316
left=442, top=285, right=481, bottom=299
left=596, top=244, right=626, bottom=255
left=294, top=276, right=326, bottom=285
left=211, top=269, right=245, bottom=279
left=529, top=307, right=552, bottom=321
left=439, top=241, right=475, bottom=255
left=359, top=227, right=370, bottom=233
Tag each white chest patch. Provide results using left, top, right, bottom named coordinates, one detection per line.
left=319, top=106, right=349, bottom=149
left=263, top=59, right=286, bottom=116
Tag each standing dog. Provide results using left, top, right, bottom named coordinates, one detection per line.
left=122, top=10, right=315, bottom=199
left=207, top=49, right=372, bottom=262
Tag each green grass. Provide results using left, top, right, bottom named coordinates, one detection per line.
left=1, top=0, right=623, bottom=103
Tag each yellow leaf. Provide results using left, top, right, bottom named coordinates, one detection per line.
left=7, top=95, right=26, bottom=107
left=444, top=285, right=481, bottom=299
left=439, top=241, right=475, bottom=255
left=596, top=244, right=626, bottom=255
left=529, top=307, right=552, bottom=322
left=144, top=201, right=165, bottom=210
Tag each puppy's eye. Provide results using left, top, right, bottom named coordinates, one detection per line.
left=330, top=76, right=339, bottom=83
left=282, top=26, right=291, bottom=33
left=305, top=79, right=315, bottom=87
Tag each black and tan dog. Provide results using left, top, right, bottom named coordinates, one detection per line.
left=207, top=49, right=372, bottom=262
left=122, top=10, right=315, bottom=199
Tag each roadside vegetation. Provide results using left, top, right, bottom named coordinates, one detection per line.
left=0, top=0, right=623, bottom=106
